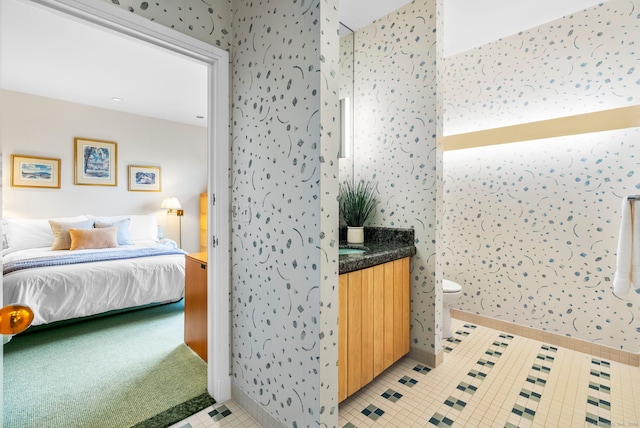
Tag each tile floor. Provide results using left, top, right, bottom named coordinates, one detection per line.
left=171, top=319, right=640, bottom=427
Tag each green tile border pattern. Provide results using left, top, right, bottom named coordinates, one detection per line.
left=585, top=358, right=612, bottom=427
left=427, top=333, right=514, bottom=427
left=413, top=363, right=432, bottom=374
left=503, top=344, right=557, bottom=428
left=398, top=375, right=419, bottom=387
left=444, top=324, right=476, bottom=353
left=361, top=404, right=385, bottom=421
left=381, top=388, right=403, bottom=403
left=209, top=404, right=232, bottom=422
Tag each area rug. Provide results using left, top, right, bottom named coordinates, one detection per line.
left=3, top=300, right=213, bottom=428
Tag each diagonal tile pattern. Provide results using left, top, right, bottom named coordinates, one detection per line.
left=503, top=344, right=557, bottom=427
left=170, top=319, right=640, bottom=428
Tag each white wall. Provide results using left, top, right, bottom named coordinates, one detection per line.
left=1, top=90, right=207, bottom=253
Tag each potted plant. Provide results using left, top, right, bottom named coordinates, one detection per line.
left=339, top=179, right=378, bottom=244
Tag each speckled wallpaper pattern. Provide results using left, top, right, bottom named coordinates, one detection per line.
left=352, top=0, right=440, bottom=356
left=443, top=0, right=640, bottom=352
left=231, top=0, right=338, bottom=426
left=104, top=0, right=231, bottom=48
left=444, top=0, right=639, bottom=134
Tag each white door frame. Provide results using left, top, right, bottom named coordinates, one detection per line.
left=19, top=0, right=232, bottom=402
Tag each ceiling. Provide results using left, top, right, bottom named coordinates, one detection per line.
left=340, top=0, right=604, bottom=55
left=442, top=0, right=603, bottom=56
left=0, top=0, right=208, bottom=127
left=339, top=0, right=412, bottom=33
left=1, top=0, right=605, bottom=126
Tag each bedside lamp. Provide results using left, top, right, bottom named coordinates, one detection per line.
left=161, top=197, right=183, bottom=216
left=161, top=197, right=183, bottom=247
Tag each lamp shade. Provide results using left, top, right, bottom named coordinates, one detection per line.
left=0, top=304, right=34, bottom=335
left=161, top=197, right=182, bottom=210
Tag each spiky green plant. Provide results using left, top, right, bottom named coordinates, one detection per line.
left=339, top=180, right=378, bottom=227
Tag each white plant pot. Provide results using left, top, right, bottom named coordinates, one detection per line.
left=347, top=227, right=364, bottom=244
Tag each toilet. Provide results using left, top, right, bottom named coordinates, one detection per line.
left=442, top=279, right=462, bottom=339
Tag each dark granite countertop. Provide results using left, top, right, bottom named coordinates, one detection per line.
left=339, top=227, right=416, bottom=274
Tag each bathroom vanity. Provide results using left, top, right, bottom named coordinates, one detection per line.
left=338, top=227, right=416, bottom=402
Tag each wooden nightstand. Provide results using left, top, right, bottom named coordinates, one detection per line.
left=184, top=252, right=207, bottom=361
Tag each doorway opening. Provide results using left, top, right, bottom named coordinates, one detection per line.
left=0, top=0, right=231, bottom=414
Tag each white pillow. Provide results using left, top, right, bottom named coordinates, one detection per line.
left=4, top=216, right=88, bottom=252
left=86, top=214, right=158, bottom=242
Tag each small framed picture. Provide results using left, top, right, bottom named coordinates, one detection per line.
left=128, top=165, right=161, bottom=192
left=74, top=137, right=117, bottom=186
left=11, top=154, right=61, bottom=189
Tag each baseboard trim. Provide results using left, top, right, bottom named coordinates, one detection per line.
left=232, top=383, right=285, bottom=428
left=451, top=309, right=639, bottom=366
left=408, top=347, right=443, bottom=368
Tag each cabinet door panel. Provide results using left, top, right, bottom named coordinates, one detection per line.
left=184, top=256, right=208, bottom=362
left=347, top=270, right=362, bottom=397
left=338, top=274, right=348, bottom=402
left=401, top=257, right=411, bottom=355
left=372, top=264, right=385, bottom=377
left=339, top=256, right=411, bottom=402
left=361, top=266, right=374, bottom=385
left=383, top=262, right=395, bottom=370
left=393, top=259, right=403, bottom=361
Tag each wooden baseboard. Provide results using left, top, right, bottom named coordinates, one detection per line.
left=408, top=347, right=443, bottom=368
left=451, top=309, right=639, bottom=366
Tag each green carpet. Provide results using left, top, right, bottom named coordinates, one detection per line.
left=3, top=300, right=213, bottom=428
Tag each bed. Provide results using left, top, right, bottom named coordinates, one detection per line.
left=2, top=214, right=186, bottom=327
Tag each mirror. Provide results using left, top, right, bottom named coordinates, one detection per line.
left=339, top=22, right=354, bottom=185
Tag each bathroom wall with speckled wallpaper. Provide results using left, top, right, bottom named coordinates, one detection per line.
left=351, top=0, right=440, bottom=357
left=442, top=0, right=640, bottom=352
left=102, top=0, right=231, bottom=49
left=231, top=1, right=339, bottom=426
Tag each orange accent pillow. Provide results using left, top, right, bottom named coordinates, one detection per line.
left=69, top=226, right=119, bottom=251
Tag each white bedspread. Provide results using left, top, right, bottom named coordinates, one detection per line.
left=3, top=242, right=185, bottom=326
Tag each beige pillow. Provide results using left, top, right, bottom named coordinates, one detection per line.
left=49, top=219, right=95, bottom=250
left=69, top=227, right=119, bottom=251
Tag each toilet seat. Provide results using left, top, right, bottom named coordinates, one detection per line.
left=443, top=279, right=462, bottom=293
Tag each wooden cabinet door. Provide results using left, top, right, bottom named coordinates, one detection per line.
left=338, top=257, right=411, bottom=402
left=184, top=253, right=208, bottom=361
left=372, top=264, right=385, bottom=378
left=400, top=257, right=411, bottom=356
left=346, top=270, right=362, bottom=397
left=338, top=274, right=348, bottom=402
left=383, top=261, right=395, bottom=370
left=393, top=258, right=411, bottom=361
left=360, top=266, right=374, bottom=386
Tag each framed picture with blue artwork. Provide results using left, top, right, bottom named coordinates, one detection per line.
left=128, top=165, right=161, bottom=192
left=11, top=154, right=61, bottom=189
left=74, top=137, right=117, bottom=186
